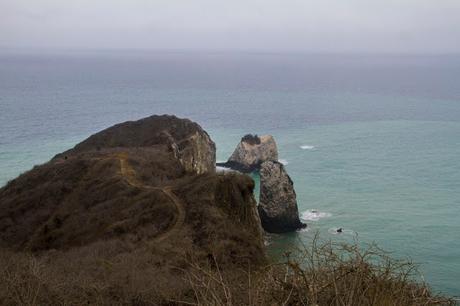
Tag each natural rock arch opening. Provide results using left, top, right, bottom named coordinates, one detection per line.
left=219, top=134, right=306, bottom=233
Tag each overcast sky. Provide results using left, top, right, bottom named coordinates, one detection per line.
left=1, top=0, right=460, bottom=53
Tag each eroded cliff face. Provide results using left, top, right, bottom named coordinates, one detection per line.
left=220, top=134, right=278, bottom=172
left=258, top=160, right=306, bottom=233
left=176, top=130, right=216, bottom=174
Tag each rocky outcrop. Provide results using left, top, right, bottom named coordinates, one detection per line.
left=258, top=161, right=306, bottom=233
left=56, top=114, right=216, bottom=174
left=218, top=134, right=278, bottom=172
left=176, top=129, right=216, bottom=174
left=0, top=115, right=265, bottom=267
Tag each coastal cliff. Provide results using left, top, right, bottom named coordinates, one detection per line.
left=0, top=114, right=264, bottom=262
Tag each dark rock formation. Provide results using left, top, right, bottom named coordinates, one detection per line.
left=0, top=115, right=264, bottom=267
left=258, top=160, right=306, bottom=233
left=56, top=114, right=216, bottom=174
left=218, top=134, right=278, bottom=172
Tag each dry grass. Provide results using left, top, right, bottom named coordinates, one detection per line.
left=178, top=234, right=454, bottom=306
left=0, top=234, right=454, bottom=306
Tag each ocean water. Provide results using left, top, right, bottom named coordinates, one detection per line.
left=1, top=51, right=460, bottom=296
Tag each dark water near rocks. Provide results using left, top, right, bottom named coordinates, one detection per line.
left=1, top=50, right=460, bottom=296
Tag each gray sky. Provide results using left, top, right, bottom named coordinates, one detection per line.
left=1, top=0, right=460, bottom=53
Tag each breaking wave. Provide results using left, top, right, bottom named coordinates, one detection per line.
left=301, top=210, right=332, bottom=221
left=216, top=166, right=234, bottom=173
left=279, top=159, right=289, bottom=165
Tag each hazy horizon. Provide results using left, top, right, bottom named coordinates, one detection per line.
left=2, top=47, right=460, bottom=57
left=1, top=0, right=460, bottom=54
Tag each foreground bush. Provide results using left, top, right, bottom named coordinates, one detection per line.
left=181, top=236, right=454, bottom=306
left=0, top=236, right=454, bottom=305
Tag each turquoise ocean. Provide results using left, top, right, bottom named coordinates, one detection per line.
left=1, top=51, right=459, bottom=296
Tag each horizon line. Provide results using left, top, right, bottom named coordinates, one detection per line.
left=1, top=46, right=460, bottom=57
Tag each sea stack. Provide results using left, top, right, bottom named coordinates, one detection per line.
left=258, top=160, right=306, bottom=233
left=218, top=134, right=278, bottom=172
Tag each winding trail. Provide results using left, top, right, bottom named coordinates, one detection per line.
left=116, top=153, right=186, bottom=243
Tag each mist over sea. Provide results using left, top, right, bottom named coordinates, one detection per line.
left=1, top=51, right=459, bottom=295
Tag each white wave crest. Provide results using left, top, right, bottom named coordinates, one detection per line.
left=300, top=145, right=315, bottom=150
left=216, top=166, right=234, bottom=173
left=297, top=226, right=310, bottom=233
left=301, top=210, right=331, bottom=221
left=279, top=159, right=289, bottom=165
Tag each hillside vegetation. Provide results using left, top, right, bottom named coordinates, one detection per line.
left=0, top=115, right=453, bottom=305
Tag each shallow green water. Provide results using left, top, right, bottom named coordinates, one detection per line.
left=212, top=120, right=460, bottom=295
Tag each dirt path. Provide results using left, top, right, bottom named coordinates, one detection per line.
left=116, top=153, right=186, bottom=242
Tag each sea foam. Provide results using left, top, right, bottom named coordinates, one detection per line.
left=297, top=226, right=310, bottom=233
left=279, top=159, right=289, bottom=165
left=300, top=145, right=315, bottom=150
left=301, top=210, right=331, bottom=221
left=216, top=166, right=234, bottom=173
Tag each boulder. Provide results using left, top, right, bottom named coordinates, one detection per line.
left=218, top=134, right=278, bottom=172
left=258, top=160, right=306, bottom=233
